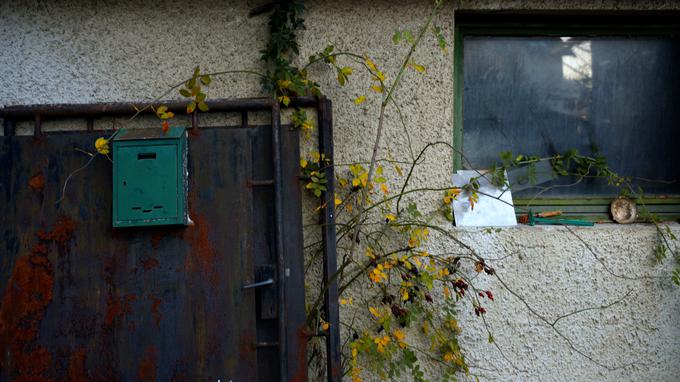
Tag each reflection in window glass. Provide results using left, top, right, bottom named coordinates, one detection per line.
left=462, top=36, right=680, bottom=196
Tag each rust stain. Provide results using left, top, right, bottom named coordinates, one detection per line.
left=0, top=215, right=77, bottom=382
left=141, top=257, right=160, bottom=271
left=150, top=231, right=165, bottom=249
left=37, top=215, right=78, bottom=246
left=104, top=293, right=137, bottom=327
left=290, top=324, right=310, bottom=382
left=137, top=345, right=157, bottom=382
left=65, top=348, right=88, bottom=382
left=29, top=172, right=45, bottom=192
left=183, top=208, right=219, bottom=288
left=150, top=294, right=162, bottom=328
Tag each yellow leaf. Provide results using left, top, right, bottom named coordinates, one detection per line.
left=278, top=95, right=290, bottom=106
left=322, top=322, right=330, bottom=331
left=334, top=196, right=342, bottom=207
left=95, top=137, right=110, bottom=155
left=385, top=213, right=396, bottom=221
left=369, top=306, right=380, bottom=318
left=156, top=105, right=168, bottom=114
left=341, top=66, right=353, bottom=76
left=354, top=95, right=366, bottom=104
left=300, top=158, right=308, bottom=168
left=410, top=62, right=426, bottom=73
left=311, top=151, right=321, bottom=162
left=380, top=184, right=389, bottom=195
left=375, top=71, right=385, bottom=81
left=394, top=165, right=403, bottom=176
left=364, top=57, right=377, bottom=72
left=370, top=84, right=383, bottom=93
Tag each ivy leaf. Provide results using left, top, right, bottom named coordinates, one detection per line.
left=364, top=57, right=377, bottom=72
left=278, top=95, right=291, bottom=106
left=200, top=75, right=211, bottom=85
left=186, top=78, right=196, bottom=90
left=404, top=30, right=415, bottom=44
left=406, top=202, right=421, bottom=218
left=410, top=61, right=426, bottom=73
left=196, top=92, right=207, bottom=103
left=392, top=30, right=402, bottom=44
left=198, top=101, right=209, bottom=112
left=179, top=88, right=191, bottom=97
left=186, top=101, right=196, bottom=114
left=337, top=71, right=346, bottom=86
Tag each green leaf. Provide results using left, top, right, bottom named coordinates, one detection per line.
left=187, top=78, right=196, bottom=89
left=186, top=101, right=196, bottom=114
left=179, top=88, right=191, bottom=97
left=193, top=66, right=200, bottom=77
left=406, top=202, right=421, bottom=218
left=404, top=30, right=415, bottom=44
left=200, top=75, right=211, bottom=85
left=198, top=101, right=209, bottom=112
left=196, top=92, right=206, bottom=102
left=392, top=30, right=402, bottom=44
left=337, top=70, right=346, bottom=86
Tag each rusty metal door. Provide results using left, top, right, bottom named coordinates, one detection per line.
left=0, top=109, right=306, bottom=381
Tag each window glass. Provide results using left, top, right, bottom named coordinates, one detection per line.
left=462, top=35, right=680, bottom=196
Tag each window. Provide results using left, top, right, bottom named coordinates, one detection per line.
left=454, top=13, right=680, bottom=220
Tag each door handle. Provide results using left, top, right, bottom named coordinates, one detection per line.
left=242, top=278, right=274, bottom=290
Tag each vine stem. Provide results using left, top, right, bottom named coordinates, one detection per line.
left=346, top=2, right=442, bottom=261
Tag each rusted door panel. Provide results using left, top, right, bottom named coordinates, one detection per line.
left=0, top=126, right=293, bottom=381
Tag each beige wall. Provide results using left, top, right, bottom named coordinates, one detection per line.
left=1, top=1, right=679, bottom=381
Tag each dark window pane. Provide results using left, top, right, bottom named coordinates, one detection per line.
left=462, top=35, right=680, bottom=197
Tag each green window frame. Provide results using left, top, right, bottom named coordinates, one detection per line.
left=453, top=12, right=680, bottom=222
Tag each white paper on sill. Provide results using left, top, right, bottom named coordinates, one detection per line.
left=452, top=170, right=517, bottom=227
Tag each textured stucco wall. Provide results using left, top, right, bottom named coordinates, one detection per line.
left=1, top=1, right=679, bottom=381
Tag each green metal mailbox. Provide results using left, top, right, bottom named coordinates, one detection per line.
left=112, top=126, right=189, bottom=227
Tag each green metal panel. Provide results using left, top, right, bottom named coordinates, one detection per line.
left=112, top=127, right=188, bottom=227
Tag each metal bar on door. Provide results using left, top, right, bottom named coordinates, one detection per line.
left=271, top=102, right=288, bottom=382
left=318, top=96, right=341, bottom=382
